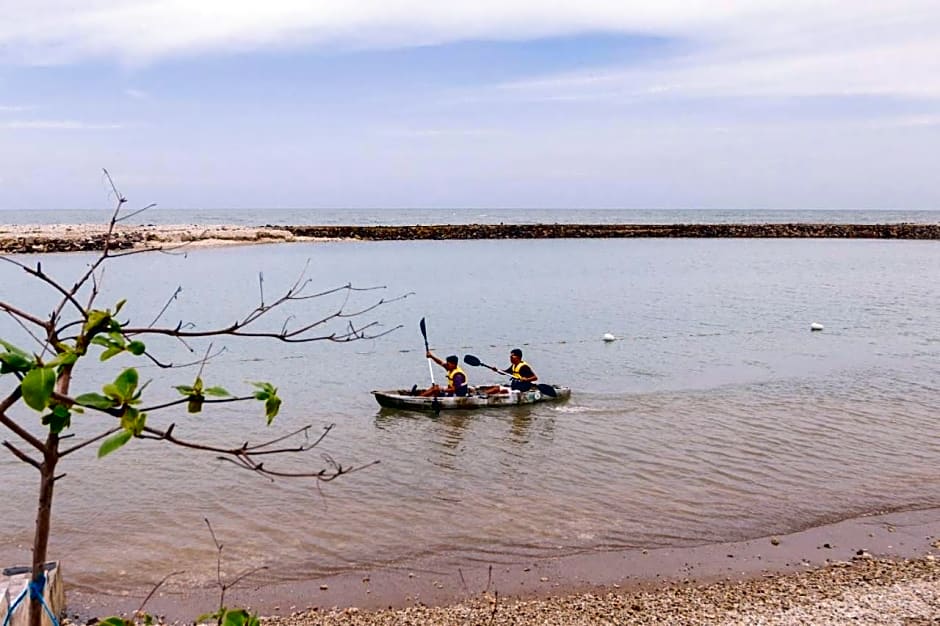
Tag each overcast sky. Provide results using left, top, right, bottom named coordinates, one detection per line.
left=1, top=1, right=939, bottom=210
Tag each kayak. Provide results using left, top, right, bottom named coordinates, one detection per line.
left=372, top=385, right=571, bottom=411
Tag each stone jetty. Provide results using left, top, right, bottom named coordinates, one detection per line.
left=282, top=222, right=940, bottom=241
left=0, top=222, right=937, bottom=254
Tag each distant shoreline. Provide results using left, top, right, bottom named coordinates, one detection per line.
left=1, top=222, right=938, bottom=254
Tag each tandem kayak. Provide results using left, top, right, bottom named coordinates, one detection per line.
left=372, top=385, right=571, bottom=411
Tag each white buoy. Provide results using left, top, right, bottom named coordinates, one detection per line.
left=810, top=322, right=824, bottom=331
left=602, top=333, right=617, bottom=342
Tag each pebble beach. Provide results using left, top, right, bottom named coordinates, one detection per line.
left=262, top=556, right=940, bottom=625
left=63, top=508, right=940, bottom=625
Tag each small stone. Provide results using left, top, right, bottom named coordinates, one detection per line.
left=319, top=584, right=329, bottom=591
left=770, top=537, right=780, bottom=546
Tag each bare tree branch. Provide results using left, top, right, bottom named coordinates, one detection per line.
left=136, top=570, right=184, bottom=618
left=59, top=427, right=122, bottom=457
left=150, top=286, right=183, bottom=328
left=136, top=422, right=379, bottom=481
left=0, top=286, right=57, bottom=329
left=0, top=388, right=47, bottom=452
left=2, top=440, right=41, bottom=469
left=2, top=308, right=50, bottom=355
left=116, top=203, right=157, bottom=224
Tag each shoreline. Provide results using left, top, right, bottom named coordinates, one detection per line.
left=65, top=506, right=940, bottom=624
left=1, top=222, right=939, bottom=254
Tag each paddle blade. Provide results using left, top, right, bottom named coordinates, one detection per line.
left=537, top=384, right=558, bottom=398
left=463, top=354, right=482, bottom=367
left=419, top=317, right=427, bottom=339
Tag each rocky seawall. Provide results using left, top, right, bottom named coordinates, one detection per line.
left=1, top=222, right=937, bottom=254
left=284, top=223, right=940, bottom=241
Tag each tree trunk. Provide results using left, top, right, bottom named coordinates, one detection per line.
left=29, top=433, right=59, bottom=626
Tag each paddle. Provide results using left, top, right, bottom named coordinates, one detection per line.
left=419, top=317, right=435, bottom=386
left=418, top=318, right=442, bottom=414
left=463, top=354, right=558, bottom=398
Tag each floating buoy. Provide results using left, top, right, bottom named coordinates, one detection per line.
left=810, top=322, right=824, bottom=331
left=602, top=333, right=617, bottom=342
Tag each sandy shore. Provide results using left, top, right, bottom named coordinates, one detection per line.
left=65, top=507, right=940, bottom=625
left=0, top=223, right=323, bottom=254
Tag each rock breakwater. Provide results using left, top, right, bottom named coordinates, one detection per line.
left=283, top=223, right=940, bottom=241
left=1, top=222, right=937, bottom=254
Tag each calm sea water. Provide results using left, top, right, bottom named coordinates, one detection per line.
left=1, top=228, right=939, bottom=596
left=3, top=207, right=940, bottom=226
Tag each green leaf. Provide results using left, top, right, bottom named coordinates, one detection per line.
left=222, top=609, right=257, bottom=626
left=100, top=346, right=123, bottom=361
left=0, top=339, right=29, bottom=357
left=75, top=392, right=117, bottom=410
left=264, top=395, right=281, bottom=424
left=120, top=407, right=146, bottom=436
left=97, top=617, right=131, bottom=626
left=127, top=340, right=146, bottom=355
left=41, top=405, right=71, bottom=434
left=0, top=351, right=33, bottom=374
left=196, top=611, right=223, bottom=625
left=204, top=386, right=231, bottom=397
left=90, top=336, right=111, bottom=347
left=83, top=309, right=111, bottom=337
left=174, top=385, right=195, bottom=395
left=251, top=381, right=276, bottom=401
left=113, top=298, right=127, bottom=315
left=21, top=367, right=56, bottom=411
left=46, top=350, right=78, bottom=368
left=98, top=430, right=132, bottom=458
left=112, top=368, right=139, bottom=402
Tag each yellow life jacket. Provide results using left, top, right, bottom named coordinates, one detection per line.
left=510, top=361, right=530, bottom=380
left=447, top=366, right=468, bottom=390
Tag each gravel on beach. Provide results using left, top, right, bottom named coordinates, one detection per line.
left=261, top=556, right=940, bottom=626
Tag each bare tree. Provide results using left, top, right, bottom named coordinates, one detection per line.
left=0, top=171, right=407, bottom=626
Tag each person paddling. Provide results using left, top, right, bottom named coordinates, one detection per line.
left=419, top=351, right=469, bottom=397
left=482, top=348, right=538, bottom=394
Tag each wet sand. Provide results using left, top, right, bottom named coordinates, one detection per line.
left=65, top=507, right=940, bottom=624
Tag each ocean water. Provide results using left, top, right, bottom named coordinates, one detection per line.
left=2, top=207, right=940, bottom=226
left=0, top=227, right=938, bottom=598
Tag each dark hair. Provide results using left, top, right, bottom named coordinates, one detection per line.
left=446, top=355, right=459, bottom=364
left=510, top=348, right=523, bottom=358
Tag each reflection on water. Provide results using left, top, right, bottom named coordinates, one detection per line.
left=1, top=237, right=938, bottom=595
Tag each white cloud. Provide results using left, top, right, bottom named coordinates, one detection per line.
left=1, top=2, right=936, bottom=104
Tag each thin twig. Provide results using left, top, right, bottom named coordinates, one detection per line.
left=60, top=427, right=122, bottom=457
left=150, top=286, right=183, bottom=328
left=136, top=570, right=184, bottom=617
left=2, top=441, right=41, bottom=469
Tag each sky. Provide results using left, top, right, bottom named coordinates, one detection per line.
left=1, top=1, right=939, bottom=210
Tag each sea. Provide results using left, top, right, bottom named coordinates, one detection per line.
left=0, top=208, right=938, bottom=598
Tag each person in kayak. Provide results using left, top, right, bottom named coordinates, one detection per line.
left=419, top=351, right=469, bottom=397
left=482, top=348, right=538, bottom=394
